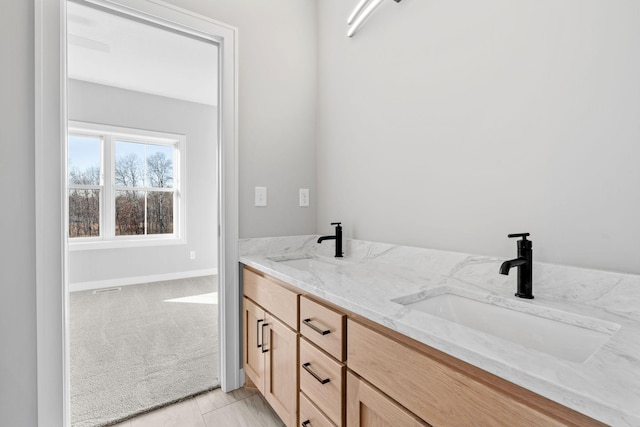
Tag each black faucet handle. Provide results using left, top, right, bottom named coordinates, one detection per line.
left=508, top=233, right=532, bottom=249
left=330, top=222, right=342, bottom=227
left=508, top=233, right=530, bottom=240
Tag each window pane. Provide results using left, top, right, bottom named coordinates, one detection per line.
left=115, top=141, right=145, bottom=187
left=115, top=190, right=145, bottom=235
left=146, top=145, right=174, bottom=188
left=69, top=189, right=100, bottom=237
left=68, top=135, right=101, bottom=185
left=147, top=191, right=174, bottom=235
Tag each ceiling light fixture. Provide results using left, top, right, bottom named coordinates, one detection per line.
left=347, top=0, right=402, bottom=37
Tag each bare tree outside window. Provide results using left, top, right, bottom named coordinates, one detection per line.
left=68, top=165, right=101, bottom=237
left=67, top=128, right=179, bottom=242
left=114, top=142, right=174, bottom=236
left=146, top=152, right=174, bottom=234
left=68, top=134, right=102, bottom=238
left=115, top=152, right=144, bottom=235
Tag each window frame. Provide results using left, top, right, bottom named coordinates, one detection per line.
left=67, top=133, right=104, bottom=241
left=68, top=121, right=186, bottom=250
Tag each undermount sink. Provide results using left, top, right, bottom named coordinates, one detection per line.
left=392, top=287, right=620, bottom=363
left=268, top=254, right=352, bottom=271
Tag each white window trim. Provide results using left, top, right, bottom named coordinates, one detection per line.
left=67, top=121, right=186, bottom=250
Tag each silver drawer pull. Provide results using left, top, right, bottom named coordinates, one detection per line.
left=302, top=362, right=331, bottom=384
left=303, top=318, right=331, bottom=336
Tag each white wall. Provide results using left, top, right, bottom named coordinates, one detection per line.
left=317, top=0, right=640, bottom=274
left=68, top=79, right=217, bottom=286
left=168, top=0, right=319, bottom=238
left=0, top=2, right=38, bottom=426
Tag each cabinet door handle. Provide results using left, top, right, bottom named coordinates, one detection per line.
left=301, top=421, right=311, bottom=427
left=261, top=322, right=269, bottom=353
left=302, top=362, right=330, bottom=384
left=303, top=318, right=331, bottom=336
left=256, top=319, right=264, bottom=348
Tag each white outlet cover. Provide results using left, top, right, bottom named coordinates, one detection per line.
left=255, top=186, right=267, bottom=207
left=299, top=188, right=309, bottom=207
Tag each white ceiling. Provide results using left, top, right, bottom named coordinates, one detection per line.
left=67, top=1, right=218, bottom=106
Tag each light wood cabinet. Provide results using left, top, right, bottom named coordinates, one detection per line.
left=300, top=392, right=337, bottom=427
left=242, top=265, right=605, bottom=427
left=243, top=297, right=298, bottom=426
left=300, top=296, right=346, bottom=361
left=243, top=297, right=266, bottom=395
left=347, top=319, right=604, bottom=427
left=346, top=372, right=428, bottom=427
left=299, top=297, right=347, bottom=426
left=242, top=267, right=299, bottom=427
left=263, top=312, right=298, bottom=427
left=299, top=337, right=345, bottom=426
left=244, top=266, right=299, bottom=328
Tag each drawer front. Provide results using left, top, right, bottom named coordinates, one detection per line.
left=300, top=392, right=337, bottom=427
left=300, top=296, right=346, bottom=361
left=347, top=320, right=565, bottom=427
left=346, top=372, right=428, bottom=427
left=300, top=337, right=345, bottom=426
left=243, top=267, right=299, bottom=329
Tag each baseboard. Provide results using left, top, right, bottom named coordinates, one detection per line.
left=240, top=368, right=246, bottom=387
left=69, top=268, right=218, bottom=293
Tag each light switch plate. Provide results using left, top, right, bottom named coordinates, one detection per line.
left=299, top=188, right=309, bottom=207
left=255, top=186, right=267, bottom=207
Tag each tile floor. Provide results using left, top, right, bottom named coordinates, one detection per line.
left=110, top=387, right=285, bottom=427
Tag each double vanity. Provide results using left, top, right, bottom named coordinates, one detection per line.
left=240, top=236, right=640, bottom=426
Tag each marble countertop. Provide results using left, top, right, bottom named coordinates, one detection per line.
left=239, top=236, right=640, bottom=426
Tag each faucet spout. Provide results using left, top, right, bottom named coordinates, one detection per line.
left=317, top=222, right=343, bottom=257
left=317, top=235, right=336, bottom=244
left=499, top=257, right=527, bottom=275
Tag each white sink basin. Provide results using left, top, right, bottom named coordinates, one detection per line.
left=268, top=255, right=352, bottom=271
left=393, top=288, right=620, bottom=363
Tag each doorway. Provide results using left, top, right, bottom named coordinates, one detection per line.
left=66, top=2, right=221, bottom=424
left=35, top=1, right=240, bottom=426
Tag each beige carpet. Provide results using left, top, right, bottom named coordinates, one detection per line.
left=69, top=276, right=219, bottom=427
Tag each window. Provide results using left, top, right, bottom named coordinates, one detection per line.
left=68, top=134, right=102, bottom=238
left=67, top=122, right=184, bottom=248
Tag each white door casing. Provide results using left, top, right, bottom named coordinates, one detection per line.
left=35, top=1, right=240, bottom=425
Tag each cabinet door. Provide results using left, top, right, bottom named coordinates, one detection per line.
left=243, top=297, right=266, bottom=395
left=347, top=372, right=428, bottom=427
left=264, top=313, right=298, bottom=427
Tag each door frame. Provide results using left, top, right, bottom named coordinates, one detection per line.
left=34, top=1, right=240, bottom=425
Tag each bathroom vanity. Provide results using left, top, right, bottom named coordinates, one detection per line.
left=240, top=236, right=640, bottom=427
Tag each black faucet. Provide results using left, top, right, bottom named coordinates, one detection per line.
left=499, top=233, right=534, bottom=299
left=317, top=222, right=343, bottom=257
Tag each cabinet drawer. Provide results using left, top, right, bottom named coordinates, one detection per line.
left=300, top=392, right=337, bottom=427
left=300, top=338, right=345, bottom=426
left=243, top=267, right=299, bottom=329
left=346, top=372, right=428, bottom=427
left=347, top=319, right=566, bottom=427
left=300, top=296, right=346, bottom=361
